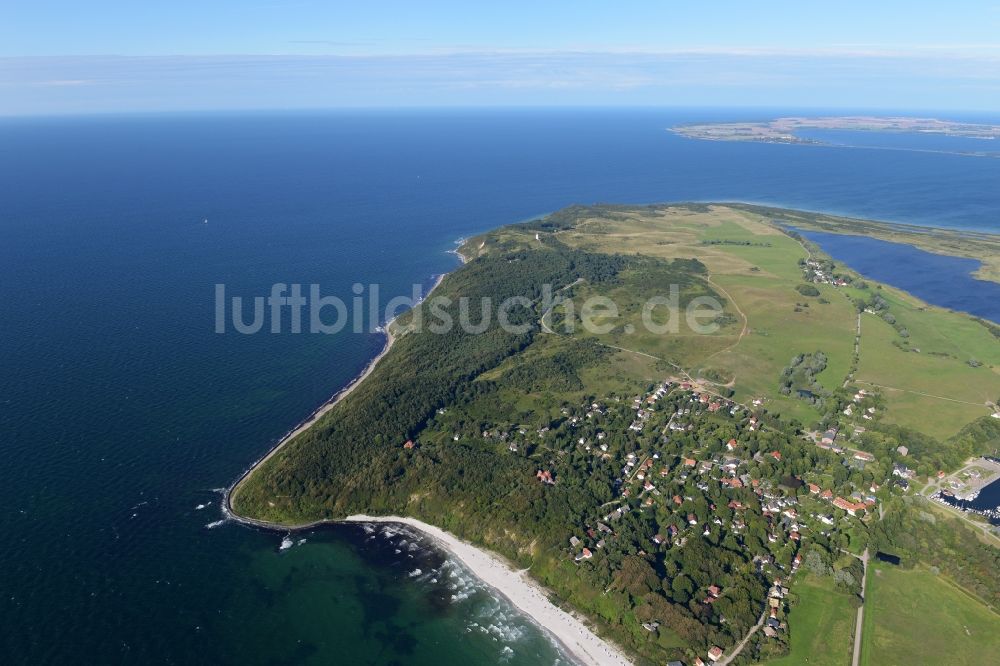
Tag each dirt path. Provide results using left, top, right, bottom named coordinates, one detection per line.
left=696, top=273, right=750, bottom=376
left=855, top=380, right=987, bottom=407
left=844, top=311, right=861, bottom=388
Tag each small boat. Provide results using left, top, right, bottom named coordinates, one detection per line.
left=279, top=535, right=294, bottom=551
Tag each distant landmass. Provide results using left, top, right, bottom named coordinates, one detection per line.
left=672, top=116, right=1000, bottom=154
left=230, top=204, right=1000, bottom=666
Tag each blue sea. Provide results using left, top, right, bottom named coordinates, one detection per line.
left=2, top=109, right=999, bottom=665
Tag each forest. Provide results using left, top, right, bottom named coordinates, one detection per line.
left=232, top=208, right=1000, bottom=665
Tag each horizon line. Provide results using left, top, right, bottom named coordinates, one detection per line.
left=3, top=104, right=1000, bottom=121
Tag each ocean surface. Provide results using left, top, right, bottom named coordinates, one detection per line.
left=2, top=109, right=1000, bottom=665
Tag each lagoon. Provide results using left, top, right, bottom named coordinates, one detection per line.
left=794, top=229, right=1000, bottom=323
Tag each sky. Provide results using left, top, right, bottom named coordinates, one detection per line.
left=2, top=0, right=1000, bottom=115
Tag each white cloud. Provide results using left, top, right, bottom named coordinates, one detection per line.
left=33, top=79, right=96, bottom=87
left=2, top=49, right=1000, bottom=114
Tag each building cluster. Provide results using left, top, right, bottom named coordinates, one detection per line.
left=801, top=258, right=849, bottom=286
left=475, top=378, right=897, bottom=661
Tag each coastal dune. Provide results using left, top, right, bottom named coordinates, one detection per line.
left=343, top=515, right=633, bottom=666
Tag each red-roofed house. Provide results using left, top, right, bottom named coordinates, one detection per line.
left=833, top=497, right=866, bottom=516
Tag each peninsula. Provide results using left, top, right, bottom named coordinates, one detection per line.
left=230, top=204, right=1000, bottom=665
left=672, top=116, right=1000, bottom=153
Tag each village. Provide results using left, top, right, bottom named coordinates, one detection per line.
left=801, top=257, right=851, bottom=288
left=506, top=379, right=906, bottom=665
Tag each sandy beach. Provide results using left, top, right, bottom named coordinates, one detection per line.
left=223, top=243, right=636, bottom=665
left=343, top=515, right=633, bottom=666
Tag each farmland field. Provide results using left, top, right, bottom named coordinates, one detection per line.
left=860, top=565, right=1000, bottom=666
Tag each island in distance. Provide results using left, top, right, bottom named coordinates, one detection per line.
left=672, top=116, right=1000, bottom=148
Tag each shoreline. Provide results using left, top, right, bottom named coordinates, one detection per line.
left=225, top=254, right=461, bottom=527
left=221, top=239, right=633, bottom=664
left=342, top=515, right=632, bottom=666
left=224, top=321, right=398, bottom=523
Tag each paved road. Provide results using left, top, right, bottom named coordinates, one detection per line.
left=851, top=548, right=870, bottom=666
left=716, top=609, right=766, bottom=666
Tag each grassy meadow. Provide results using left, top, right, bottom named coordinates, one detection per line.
left=765, top=573, right=856, bottom=666
left=853, top=286, right=999, bottom=439
left=540, top=204, right=997, bottom=437
left=861, top=565, right=1000, bottom=666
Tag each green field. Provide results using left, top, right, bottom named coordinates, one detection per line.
left=766, top=574, right=855, bottom=666
left=545, top=204, right=998, bottom=438
left=854, top=288, right=999, bottom=440
left=861, top=565, right=1000, bottom=666
left=552, top=205, right=858, bottom=425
